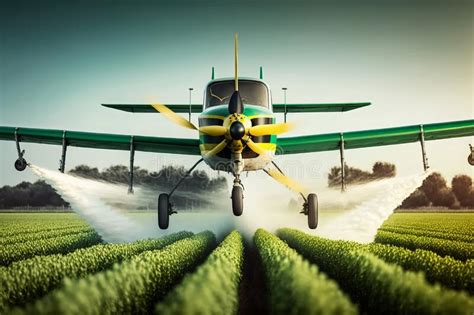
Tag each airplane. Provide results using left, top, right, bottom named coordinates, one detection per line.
left=1, top=34, right=473, bottom=229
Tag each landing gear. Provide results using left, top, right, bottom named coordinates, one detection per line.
left=302, top=193, right=318, bottom=229
left=158, top=193, right=172, bottom=229
left=157, top=158, right=204, bottom=230
left=14, top=158, right=27, bottom=172
left=264, top=161, right=319, bottom=229
left=232, top=185, right=244, bottom=216
left=14, top=129, right=27, bottom=172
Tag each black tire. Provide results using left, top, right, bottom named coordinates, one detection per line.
left=307, top=193, right=318, bottom=229
left=468, top=154, right=474, bottom=166
left=158, top=194, right=170, bottom=229
left=231, top=186, right=244, bottom=216
left=14, top=158, right=27, bottom=172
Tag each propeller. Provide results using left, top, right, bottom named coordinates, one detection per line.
left=151, top=33, right=294, bottom=159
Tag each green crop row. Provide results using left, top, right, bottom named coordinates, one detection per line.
left=10, top=231, right=216, bottom=315
left=255, top=229, right=357, bottom=315
left=377, top=225, right=474, bottom=243
left=364, top=242, right=473, bottom=293
left=0, top=231, right=193, bottom=312
left=0, top=214, right=87, bottom=237
left=0, top=222, right=88, bottom=238
left=155, top=231, right=244, bottom=315
left=0, top=225, right=94, bottom=246
left=278, top=228, right=474, bottom=315
left=0, top=231, right=102, bottom=266
left=382, top=213, right=474, bottom=236
left=375, top=230, right=473, bottom=261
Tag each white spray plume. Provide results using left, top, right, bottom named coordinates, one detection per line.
left=29, top=164, right=428, bottom=244
left=29, top=165, right=234, bottom=242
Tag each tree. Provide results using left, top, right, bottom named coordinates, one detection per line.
left=399, top=189, right=429, bottom=209
left=420, top=172, right=447, bottom=202
left=451, top=175, right=473, bottom=207
left=69, top=165, right=101, bottom=179
left=464, top=191, right=474, bottom=208
left=0, top=180, right=68, bottom=209
left=372, top=162, right=396, bottom=178
left=431, top=188, right=456, bottom=208
left=328, top=161, right=396, bottom=187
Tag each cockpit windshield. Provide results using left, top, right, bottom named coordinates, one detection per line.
left=206, top=80, right=269, bottom=108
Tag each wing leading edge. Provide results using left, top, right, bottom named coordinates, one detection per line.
left=102, top=104, right=203, bottom=113
left=276, top=119, right=474, bottom=155
left=273, top=102, right=371, bottom=113
left=0, top=126, right=201, bottom=155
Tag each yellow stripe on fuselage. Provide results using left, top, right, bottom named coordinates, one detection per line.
left=199, top=115, right=226, bottom=120
left=199, top=114, right=274, bottom=120
left=199, top=142, right=276, bottom=152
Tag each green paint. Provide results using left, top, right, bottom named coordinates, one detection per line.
left=0, top=126, right=201, bottom=155
left=277, top=119, right=474, bottom=154
left=273, top=102, right=371, bottom=113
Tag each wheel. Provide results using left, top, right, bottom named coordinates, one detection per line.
left=468, top=154, right=474, bottom=166
left=158, top=193, right=170, bottom=229
left=14, top=158, right=27, bottom=172
left=231, top=185, right=244, bottom=216
left=307, top=193, right=318, bottom=229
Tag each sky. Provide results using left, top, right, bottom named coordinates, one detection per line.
left=0, top=0, right=473, bottom=187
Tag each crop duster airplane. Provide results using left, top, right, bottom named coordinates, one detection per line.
left=1, top=34, right=473, bottom=229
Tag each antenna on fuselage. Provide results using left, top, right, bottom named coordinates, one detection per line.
left=234, top=33, right=238, bottom=91
left=259, top=66, right=263, bottom=79
left=211, top=66, right=215, bottom=80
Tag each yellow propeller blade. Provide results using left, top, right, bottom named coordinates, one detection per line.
left=151, top=104, right=198, bottom=130
left=199, top=126, right=227, bottom=136
left=249, top=122, right=294, bottom=136
left=234, top=33, right=238, bottom=91
left=204, top=139, right=229, bottom=159
left=267, top=168, right=309, bottom=195
left=246, top=139, right=268, bottom=156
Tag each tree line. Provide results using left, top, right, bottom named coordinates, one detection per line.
left=0, top=164, right=228, bottom=209
left=327, top=161, right=474, bottom=209
left=328, top=161, right=397, bottom=187
left=400, top=173, right=474, bottom=209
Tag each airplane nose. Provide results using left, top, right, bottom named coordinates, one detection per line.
left=229, top=121, right=245, bottom=140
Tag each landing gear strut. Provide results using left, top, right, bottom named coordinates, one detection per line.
left=266, top=161, right=319, bottom=229
left=157, top=158, right=203, bottom=229
left=14, top=128, right=27, bottom=171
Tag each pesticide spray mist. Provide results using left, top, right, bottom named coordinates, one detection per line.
left=30, top=164, right=429, bottom=243
left=29, top=165, right=235, bottom=242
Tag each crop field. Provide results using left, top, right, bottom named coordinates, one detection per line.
left=0, top=212, right=473, bottom=315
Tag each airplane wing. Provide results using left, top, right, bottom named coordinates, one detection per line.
left=102, top=103, right=370, bottom=113
left=273, top=102, right=371, bottom=113
left=276, top=119, right=474, bottom=154
left=0, top=126, right=200, bottom=155
left=102, top=104, right=203, bottom=113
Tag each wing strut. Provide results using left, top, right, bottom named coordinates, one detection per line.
left=339, top=133, right=346, bottom=192
left=129, top=136, right=135, bottom=194
left=419, top=125, right=429, bottom=171
left=59, top=131, right=68, bottom=173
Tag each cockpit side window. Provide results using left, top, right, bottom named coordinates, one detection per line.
left=206, top=80, right=269, bottom=108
